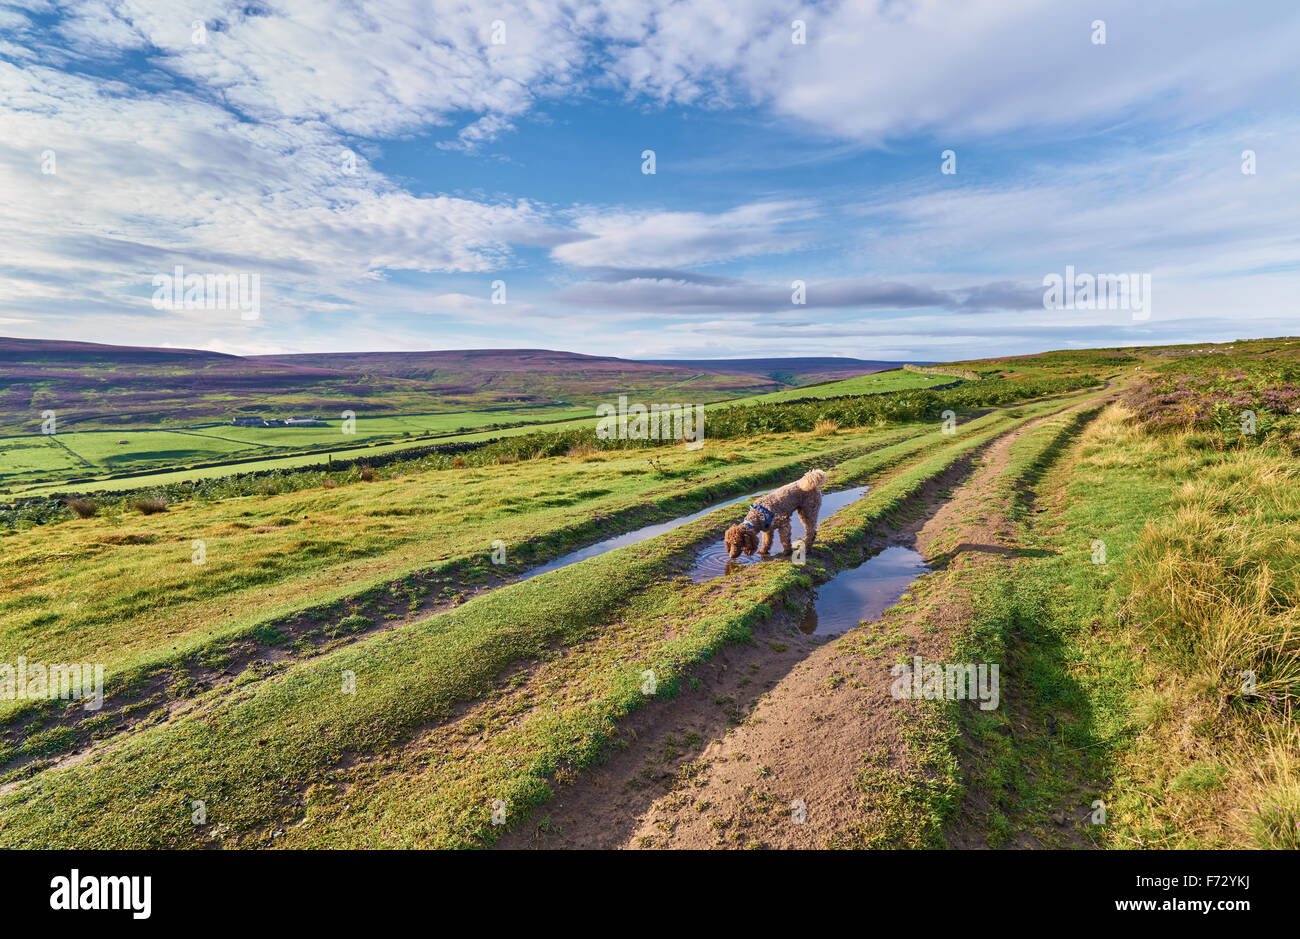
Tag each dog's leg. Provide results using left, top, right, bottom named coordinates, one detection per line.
left=777, top=519, right=793, bottom=555
left=798, top=490, right=822, bottom=549
left=797, top=505, right=819, bottom=548
left=759, top=529, right=773, bottom=554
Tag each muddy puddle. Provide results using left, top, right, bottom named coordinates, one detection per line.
left=688, top=485, right=870, bottom=582
left=518, top=490, right=763, bottom=582
left=798, top=545, right=931, bottom=636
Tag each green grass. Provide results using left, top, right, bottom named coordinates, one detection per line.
left=936, top=401, right=1300, bottom=849
left=0, top=375, right=933, bottom=495
left=2, top=372, right=1097, bottom=523
left=0, top=436, right=85, bottom=477
left=57, top=429, right=256, bottom=469
left=816, top=400, right=1119, bottom=848
left=198, top=409, right=594, bottom=448
left=727, top=369, right=943, bottom=405
left=897, top=403, right=1148, bottom=848
left=0, top=395, right=1079, bottom=847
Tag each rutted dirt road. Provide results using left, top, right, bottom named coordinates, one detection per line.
left=499, top=390, right=1118, bottom=849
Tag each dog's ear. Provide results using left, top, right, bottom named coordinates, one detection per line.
left=725, top=524, right=754, bottom=559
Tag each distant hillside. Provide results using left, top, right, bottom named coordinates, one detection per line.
left=252, top=349, right=786, bottom=405
left=653, top=357, right=916, bottom=386
left=0, top=339, right=894, bottom=433
left=0, top=337, right=503, bottom=433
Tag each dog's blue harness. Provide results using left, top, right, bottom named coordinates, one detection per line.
left=744, top=503, right=775, bottom=532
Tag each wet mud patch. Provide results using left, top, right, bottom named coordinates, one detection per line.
left=799, top=545, right=931, bottom=637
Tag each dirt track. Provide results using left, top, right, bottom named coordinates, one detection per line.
left=499, top=390, right=1118, bottom=849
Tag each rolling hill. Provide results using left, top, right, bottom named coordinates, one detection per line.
left=0, top=338, right=903, bottom=433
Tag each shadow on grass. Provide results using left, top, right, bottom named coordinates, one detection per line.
left=927, top=542, right=1059, bottom=569
left=953, top=575, right=1117, bottom=848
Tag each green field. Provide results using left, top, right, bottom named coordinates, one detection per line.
left=0, top=407, right=592, bottom=494
left=0, top=436, right=87, bottom=477
left=1, top=339, right=1296, bottom=850
left=729, top=368, right=944, bottom=404
left=0, top=374, right=932, bottom=496
left=207, top=408, right=593, bottom=447
left=58, top=429, right=254, bottom=469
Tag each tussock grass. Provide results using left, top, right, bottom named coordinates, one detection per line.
left=1242, top=724, right=1300, bottom=849
left=946, top=403, right=1299, bottom=848
left=128, top=496, right=168, bottom=515
left=565, top=442, right=600, bottom=460
left=64, top=497, right=97, bottom=518
left=1120, top=425, right=1300, bottom=847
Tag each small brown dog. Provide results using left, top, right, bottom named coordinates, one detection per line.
left=724, top=469, right=825, bottom=558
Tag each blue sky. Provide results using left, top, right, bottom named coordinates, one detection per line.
left=1, top=0, right=1298, bottom=361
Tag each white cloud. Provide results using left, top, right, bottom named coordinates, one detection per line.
left=553, top=201, right=815, bottom=269
left=44, top=0, right=591, bottom=138
left=0, top=60, right=550, bottom=333
left=844, top=120, right=1300, bottom=284
left=604, top=0, right=1300, bottom=144
left=437, top=114, right=517, bottom=152
left=19, top=1, right=1300, bottom=147
left=555, top=274, right=1041, bottom=314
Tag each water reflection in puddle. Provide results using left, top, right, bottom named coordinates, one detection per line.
left=518, top=490, right=763, bottom=582
left=687, top=485, right=870, bottom=582
left=800, top=545, right=930, bottom=636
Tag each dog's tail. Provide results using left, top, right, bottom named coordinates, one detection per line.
left=798, top=469, right=827, bottom=492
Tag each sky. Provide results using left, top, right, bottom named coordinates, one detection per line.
left=1, top=0, right=1298, bottom=362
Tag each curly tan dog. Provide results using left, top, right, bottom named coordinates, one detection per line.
left=724, top=469, right=825, bottom=558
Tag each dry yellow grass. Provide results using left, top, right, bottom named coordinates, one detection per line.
left=565, top=441, right=600, bottom=459
left=1118, top=418, right=1300, bottom=847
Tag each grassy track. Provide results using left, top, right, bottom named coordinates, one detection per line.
left=0, top=392, right=1090, bottom=848
left=791, top=398, right=1110, bottom=850
left=2, top=419, right=970, bottom=776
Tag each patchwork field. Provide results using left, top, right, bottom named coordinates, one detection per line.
left=1, top=338, right=1297, bottom=850
left=0, top=370, right=931, bottom=495
left=0, top=339, right=910, bottom=492
left=0, top=407, right=592, bottom=493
